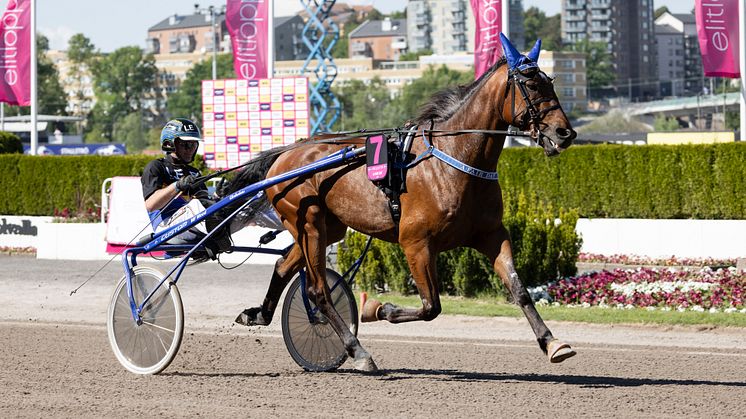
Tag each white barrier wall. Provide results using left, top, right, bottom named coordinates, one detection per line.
left=2, top=217, right=745, bottom=261
left=576, top=219, right=746, bottom=259
left=0, top=215, right=53, bottom=248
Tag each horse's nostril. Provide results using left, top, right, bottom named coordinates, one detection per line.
left=555, top=128, right=576, bottom=140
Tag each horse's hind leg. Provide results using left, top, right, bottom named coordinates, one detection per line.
left=299, top=204, right=378, bottom=372
left=235, top=244, right=304, bottom=326
left=363, top=240, right=442, bottom=323
left=474, top=225, right=576, bottom=363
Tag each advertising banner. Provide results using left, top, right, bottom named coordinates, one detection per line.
left=695, top=0, right=740, bottom=78
left=226, top=0, right=269, bottom=79
left=22, top=143, right=127, bottom=156
left=470, top=0, right=503, bottom=79
left=201, top=77, right=309, bottom=169
left=0, top=0, right=30, bottom=105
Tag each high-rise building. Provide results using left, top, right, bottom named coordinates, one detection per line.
left=655, top=12, right=703, bottom=96
left=561, top=0, right=657, bottom=99
left=407, top=0, right=525, bottom=55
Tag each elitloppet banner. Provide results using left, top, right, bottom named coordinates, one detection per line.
left=226, top=0, right=269, bottom=80
left=695, top=0, right=740, bottom=78
left=470, top=0, right=502, bottom=79
left=0, top=0, right=30, bottom=105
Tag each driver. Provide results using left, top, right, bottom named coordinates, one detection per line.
left=141, top=118, right=230, bottom=257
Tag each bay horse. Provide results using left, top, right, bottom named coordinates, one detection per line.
left=227, top=35, right=577, bottom=371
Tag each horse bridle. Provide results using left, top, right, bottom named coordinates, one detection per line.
left=505, top=68, right=563, bottom=151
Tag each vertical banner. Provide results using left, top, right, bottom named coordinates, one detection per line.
left=695, top=0, right=740, bottom=78
left=0, top=0, right=30, bottom=105
left=470, top=0, right=502, bottom=79
left=226, top=0, right=269, bottom=80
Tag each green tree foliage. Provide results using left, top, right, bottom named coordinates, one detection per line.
left=568, top=39, right=614, bottom=89
left=523, top=7, right=562, bottom=50
left=0, top=131, right=22, bottom=154
left=653, top=115, right=680, bottom=131
left=5, top=34, right=67, bottom=116
left=388, top=65, right=473, bottom=123
left=66, top=34, right=97, bottom=116
left=112, top=112, right=150, bottom=152
left=167, top=53, right=235, bottom=127
left=399, top=48, right=433, bottom=61
left=654, top=6, right=669, bottom=19
left=86, top=47, right=158, bottom=142
left=576, top=110, right=650, bottom=134
left=336, top=78, right=395, bottom=130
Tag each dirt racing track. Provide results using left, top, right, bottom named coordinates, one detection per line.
left=1, top=256, right=745, bottom=417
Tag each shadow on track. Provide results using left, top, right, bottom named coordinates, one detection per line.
left=376, top=369, right=746, bottom=388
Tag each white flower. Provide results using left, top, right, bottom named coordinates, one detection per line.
left=625, top=304, right=635, bottom=310
left=646, top=306, right=657, bottom=311
left=661, top=307, right=672, bottom=311
left=581, top=302, right=591, bottom=308
left=536, top=298, right=549, bottom=306
left=724, top=307, right=737, bottom=313
left=709, top=307, right=719, bottom=313
left=677, top=306, right=687, bottom=312
left=691, top=305, right=705, bottom=312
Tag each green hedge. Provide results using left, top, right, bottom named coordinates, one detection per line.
left=499, top=142, right=746, bottom=219
left=338, top=194, right=582, bottom=297
left=1, top=143, right=745, bottom=219
left=0, top=155, right=154, bottom=215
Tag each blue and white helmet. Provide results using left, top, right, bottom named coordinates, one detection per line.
left=160, top=118, right=202, bottom=152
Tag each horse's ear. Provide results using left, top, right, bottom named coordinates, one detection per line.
left=500, top=32, right=521, bottom=69
left=527, top=38, right=542, bottom=62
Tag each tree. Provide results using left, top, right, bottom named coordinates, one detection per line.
left=654, top=6, right=670, bottom=20
left=654, top=115, right=680, bottom=131
left=66, top=34, right=97, bottom=117
left=399, top=48, right=433, bottom=61
left=6, top=34, right=67, bottom=116
left=390, top=65, right=473, bottom=121
left=523, top=7, right=562, bottom=50
left=569, top=39, right=615, bottom=89
left=336, top=78, right=395, bottom=130
left=167, top=53, right=235, bottom=128
left=112, top=112, right=150, bottom=152
left=86, top=46, right=158, bottom=141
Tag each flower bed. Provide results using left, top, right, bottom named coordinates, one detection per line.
left=578, top=253, right=737, bottom=267
left=531, top=267, right=746, bottom=313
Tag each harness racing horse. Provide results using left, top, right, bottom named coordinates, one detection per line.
left=228, top=35, right=577, bottom=371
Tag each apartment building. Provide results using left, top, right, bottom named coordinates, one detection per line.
left=655, top=12, right=703, bottom=95
left=562, top=0, right=657, bottom=99
left=349, top=18, right=408, bottom=60
left=407, top=0, right=525, bottom=55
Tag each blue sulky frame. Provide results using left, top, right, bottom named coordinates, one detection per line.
left=121, top=145, right=371, bottom=326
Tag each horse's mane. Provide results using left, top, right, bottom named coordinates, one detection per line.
left=415, top=57, right=507, bottom=124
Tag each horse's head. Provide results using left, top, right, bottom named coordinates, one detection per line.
left=499, top=34, right=576, bottom=156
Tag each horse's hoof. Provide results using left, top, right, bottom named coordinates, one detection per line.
left=359, top=292, right=382, bottom=323
left=547, top=339, right=576, bottom=363
left=235, top=307, right=270, bottom=326
left=352, top=355, right=378, bottom=372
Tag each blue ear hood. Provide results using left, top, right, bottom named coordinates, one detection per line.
left=500, top=33, right=541, bottom=72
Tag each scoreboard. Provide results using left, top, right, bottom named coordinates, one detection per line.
left=201, top=77, right=310, bottom=169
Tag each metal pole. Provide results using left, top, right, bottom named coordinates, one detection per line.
left=268, top=0, right=274, bottom=77
left=211, top=6, right=217, bottom=81
left=30, top=0, right=37, bottom=155
left=502, top=0, right=509, bottom=38
left=738, top=0, right=746, bottom=141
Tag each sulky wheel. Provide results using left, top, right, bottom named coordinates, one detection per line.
left=281, top=269, right=358, bottom=371
left=107, top=266, right=184, bottom=375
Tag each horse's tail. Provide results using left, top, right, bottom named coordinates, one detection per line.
left=223, top=145, right=289, bottom=194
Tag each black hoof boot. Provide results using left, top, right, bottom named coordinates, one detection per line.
left=235, top=307, right=271, bottom=326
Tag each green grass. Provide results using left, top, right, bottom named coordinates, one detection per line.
left=366, top=293, right=746, bottom=328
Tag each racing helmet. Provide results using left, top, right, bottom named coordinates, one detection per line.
left=160, top=118, right=202, bottom=152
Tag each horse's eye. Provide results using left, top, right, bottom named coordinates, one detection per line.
left=525, top=82, right=539, bottom=91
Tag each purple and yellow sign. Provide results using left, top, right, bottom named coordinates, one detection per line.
left=201, top=77, right=310, bottom=169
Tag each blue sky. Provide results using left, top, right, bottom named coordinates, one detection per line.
left=4, top=0, right=697, bottom=52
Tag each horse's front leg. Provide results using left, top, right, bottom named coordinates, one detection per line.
left=299, top=204, right=378, bottom=372
left=361, top=240, right=442, bottom=323
left=473, top=225, right=575, bottom=363
left=235, top=244, right=303, bottom=326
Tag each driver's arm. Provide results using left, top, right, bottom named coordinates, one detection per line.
left=144, top=183, right=180, bottom=212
